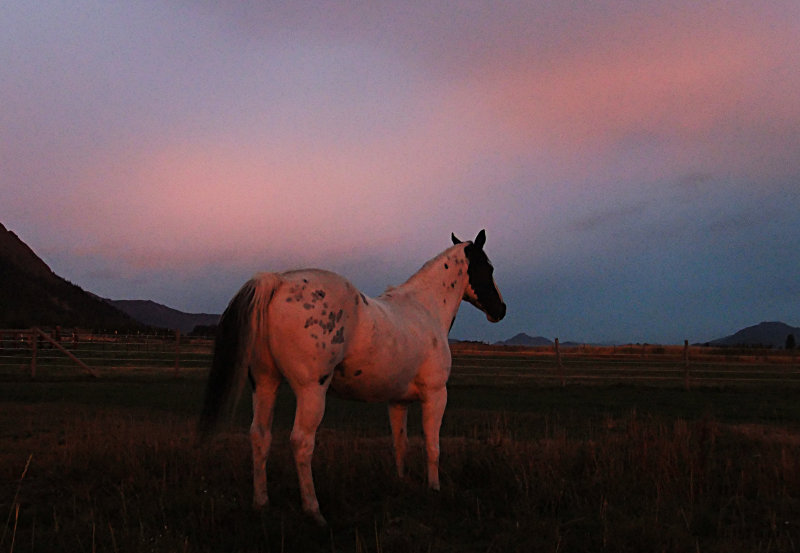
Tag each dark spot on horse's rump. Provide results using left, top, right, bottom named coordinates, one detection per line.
left=354, top=370, right=362, bottom=376
left=321, top=310, right=327, bottom=316
left=303, top=279, right=308, bottom=283
left=432, top=336, right=438, bottom=347
left=303, top=303, right=314, bottom=310
left=311, top=333, right=318, bottom=340
left=444, top=263, right=449, bottom=269
left=360, top=293, right=369, bottom=306
left=458, top=268, right=463, bottom=275
left=319, top=373, right=331, bottom=386
left=331, top=326, right=345, bottom=344
left=450, top=281, right=456, bottom=288
left=336, top=309, right=343, bottom=322
left=318, top=312, right=335, bottom=333
left=304, top=317, right=314, bottom=329
left=286, top=297, right=293, bottom=302
left=334, top=362, right=346, bottom=376
left=312, top=289, right=326, bottom=301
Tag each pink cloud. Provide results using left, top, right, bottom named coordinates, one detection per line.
left=442, top=3, right=800, bottom=181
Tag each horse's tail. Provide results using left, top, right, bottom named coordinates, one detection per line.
left=198, top=273, right=280, bottom=439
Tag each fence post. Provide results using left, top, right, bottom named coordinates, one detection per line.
left=555, top=338, right=565, bottom=387
left=30, top=328, right=37, bottom=378
left=174, top=329, right=181, bottom=375
left=683, top=339, right=690, bottom=391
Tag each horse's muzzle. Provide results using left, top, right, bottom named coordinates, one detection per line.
left=486, top=302, right=506, bottom=323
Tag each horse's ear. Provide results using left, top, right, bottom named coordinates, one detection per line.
left=451, top=233, right=462, bottom=245
left=474, top=229, right=486, bottom=249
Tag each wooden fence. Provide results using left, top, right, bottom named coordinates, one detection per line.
left=449, top=339, right=800, bottom=388
left=1, top=329, right=798, bottom=387
left=0, top=328, right=212, bottom=378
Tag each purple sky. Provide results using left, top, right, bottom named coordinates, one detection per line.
left=2, top=1, right=799, bottom=344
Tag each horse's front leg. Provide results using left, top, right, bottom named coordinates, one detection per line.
left=388, top=402, right=409, bottom=478
left=420, top=386, right=448, bottom=491
left=289, top=385, right=328, bottom=526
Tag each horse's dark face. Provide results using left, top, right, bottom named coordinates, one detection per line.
left=452, top=230, right=506, bottom=323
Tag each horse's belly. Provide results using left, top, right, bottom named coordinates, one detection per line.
left=328, top=361, right=418, bottom=402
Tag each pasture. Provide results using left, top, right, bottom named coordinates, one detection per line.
left=2, top=346, right=799, bottom=552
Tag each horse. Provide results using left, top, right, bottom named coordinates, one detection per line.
left=198, top=230, right=506, bottom=525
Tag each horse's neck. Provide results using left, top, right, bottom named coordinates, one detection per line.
left=390, top=244, right=470, bottom=331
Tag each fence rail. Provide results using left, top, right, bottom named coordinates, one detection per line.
left=1, top=329, right=798, bottom=386
left=449, top=341, right=800, bottom=388
left=0, top=328, right=213, bottom=378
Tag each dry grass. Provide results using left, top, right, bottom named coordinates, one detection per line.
left=2, top=373, right=800, bottom=552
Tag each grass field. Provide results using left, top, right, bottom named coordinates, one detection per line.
left=2, top=350, right=799, bottom=552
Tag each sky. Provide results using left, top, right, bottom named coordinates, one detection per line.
left=2, top=1, right=799, bottom=344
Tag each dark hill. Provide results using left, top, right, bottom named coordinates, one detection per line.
left=495, top=332, right=554, bottom=347
left=708, top=321, right=800, bottom=349
left=0, top=222, right=140, bottom=329
left=108, top=299, right=219, bottom=334
left=0, top=222, right=53, bottom=280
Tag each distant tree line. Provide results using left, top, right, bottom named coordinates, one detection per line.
left=190, top=324, right=218, bottom=337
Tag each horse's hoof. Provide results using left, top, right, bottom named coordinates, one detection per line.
left=307, top=511, right=328, bottom=527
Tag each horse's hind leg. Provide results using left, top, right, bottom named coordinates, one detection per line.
left=289, top=385, right=328, bottom=526
left=250, top=370, right=281, bottom=509
left=421, top=387, right=448, bottom=491
left=388, top=402, right=409, bottom=478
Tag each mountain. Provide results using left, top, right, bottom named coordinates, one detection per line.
left=708, top=321, right=800, bottom=348
left=0, top=222, right=53, bottom=280
left=0, top=222, right=141, bottom=329
left=107, top=299, right=219, bottom=334
left=495, top=332, right=554, bottom=347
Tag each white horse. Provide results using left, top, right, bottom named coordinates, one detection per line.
left=199, top=230, right=506, bottom=525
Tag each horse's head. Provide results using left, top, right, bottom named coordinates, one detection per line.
left=451, top=230, right=506, bottom=323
